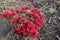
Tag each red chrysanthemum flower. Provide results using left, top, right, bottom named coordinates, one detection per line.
left=22, top=6, right=30, bottom=10
left=30, top=18, right=34, bottom=22
left=19, top=9, right=24, bottom=13
left=26, top=12, right=32, bottom=16
left=31, top=8, right=40, bottom=14
left=2, top=11, right=12, bottom=18
left=33, top=24, right=39, bottom=30
left=30, top=31, right=38, bottom=38
left=16, top=25, right=21, bottom=32
left=7, top=13, right=12, bottom=18
left=23, top=19, right=29, bottom=24
left=15, top=9, right=19, bottom=13
left=39, top=14, right=44, bottom=19
left=2, top=11, right=7, bottom=18
left=27, top=24, right=36, bottom=33
left=23, top=27, right=28, bottom=35
left=16, top=16, right=22, bottom=22
left=10, top=10, right=16, bottom=15
left=10, top=19, right=16, bottom=24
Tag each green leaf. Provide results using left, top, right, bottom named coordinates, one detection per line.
left=0, top=6, right=2, bottom=9
left=0, top=37, right=4, bottom=40
left=21, top=13, right=29, bottom=19
left=25, top=10, right=31, bottom=13
left=7, top=32, right=11, bottom=38
left=21, top=13, right=26, bottom=17
left=48, top=8, right=55, bottom=13
left=23, top=37, right=28, bottom=40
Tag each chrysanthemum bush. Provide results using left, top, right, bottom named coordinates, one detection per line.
left=1, top=6, right=44, bottom=39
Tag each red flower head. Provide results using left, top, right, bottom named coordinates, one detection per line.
left=16, top=16, right=22, bottom=22
left=16, top=25, right=21, bottom=32
left=26, top=12, right=32, bottom=16
left=19, top=9, right=24, bottom=13
left=2, top=11, right=12, bottom=18
left=28, top=21, right=33, bottom=25
left=23, top=30, right=28, bottom=35
left=15, top=9, right=19, bottom=13
left=7, top=13, right=12, bottom=18
left=10, top=10, right=16, bottom=15
left=22, top=18, right=26, bottom=21
left=10, top=19, right=16, bottom=24
left=30, top=31, right=38, bottom=38
left=36, top=19, right=44, bottom=27
left=16, top=25, right=24, bottom=33
left=23, top=19, right=29, bottom=24
left=31, top=12, right=36, bottom=16
left=27, top=24, right=36, bottom=33
left=32, top=8, right=40, bottom=14
left=23, top=27, right=28, bottom=35
left=36, top=21, right=41, bottom=26
left=39, top=14, right=44, bottom=19
left=30, top=18, right=34, bottom=22
left=2, top=11, right=7, bottom=18
left=38, top=19, right=44, bottom=24
left=33, top=24, right=39, bottom=30
left=22, top=6, right=30, bottom=10
left=36, top=15, right=40, bottom=18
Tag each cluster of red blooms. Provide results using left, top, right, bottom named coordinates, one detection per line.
left=2, top=6, right=44, bottom=38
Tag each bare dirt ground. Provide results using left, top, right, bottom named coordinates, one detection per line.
left=0, top=0, right=60, bottom=40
